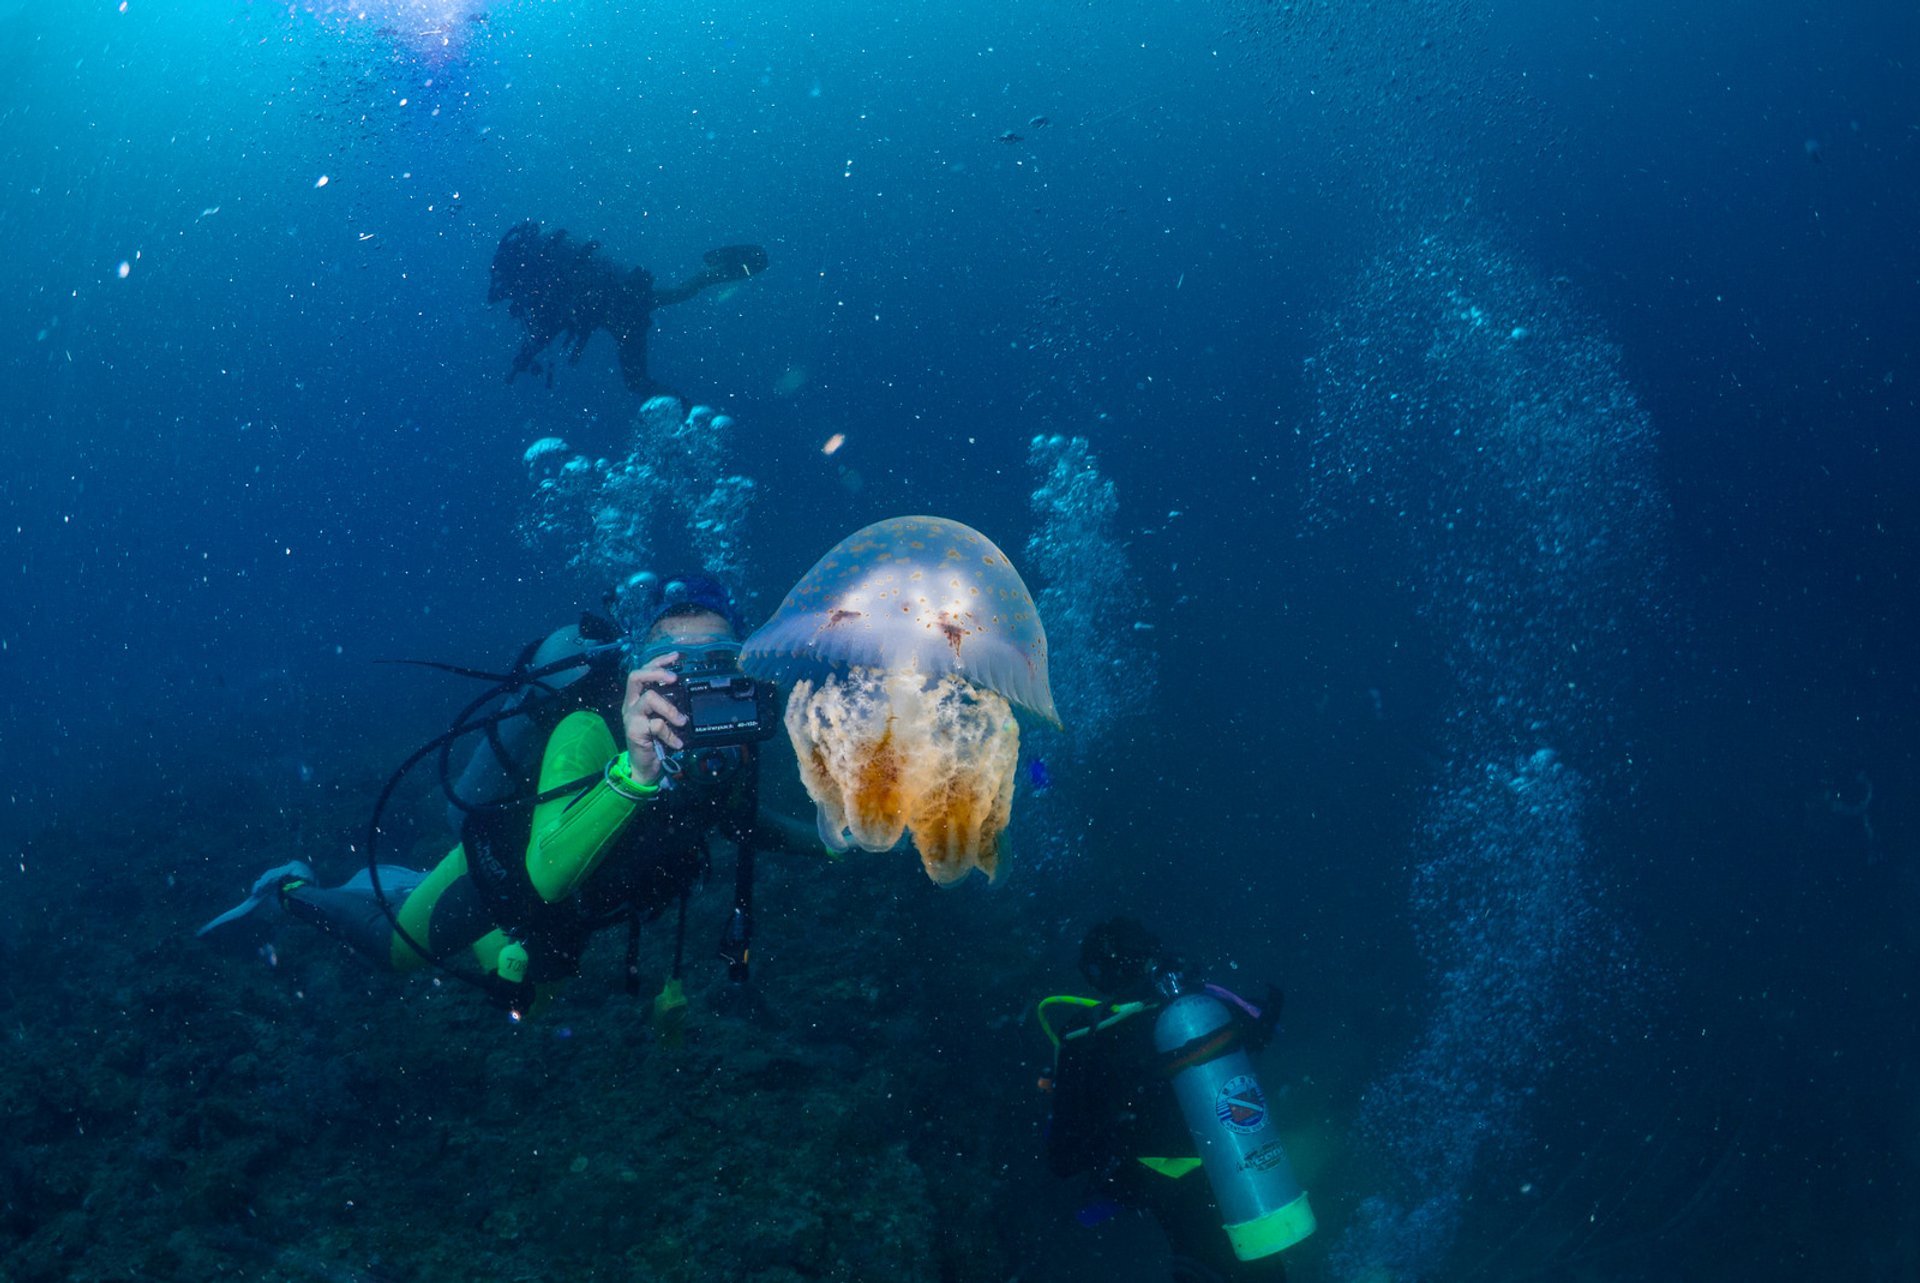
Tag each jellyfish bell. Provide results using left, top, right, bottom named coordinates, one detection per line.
left=741, top=515, right=1056, bottom=719
left=741, top=515, right=1057, bottom=885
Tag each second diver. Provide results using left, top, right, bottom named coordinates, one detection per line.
left=487, top=220, right=768, bottom=397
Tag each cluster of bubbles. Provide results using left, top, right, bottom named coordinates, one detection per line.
left=1340, top=747, right=1599, bottom=1280
left=521, top=396, right=756, bottom=606
left=1307, top=227, right=1664, bottom=1280
left=1307, top=227, right=1668, bottom=738
left=1016, top=433, right=1153, bottom=866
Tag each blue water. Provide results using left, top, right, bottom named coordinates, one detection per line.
left=2, top=1, right=1915, bottom=1280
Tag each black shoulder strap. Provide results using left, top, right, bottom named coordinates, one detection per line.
left=717, top=750, right=761, bottom=983
left=364, top=628, right=622, bottom=994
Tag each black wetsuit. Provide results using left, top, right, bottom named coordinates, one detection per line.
left=486, top=221, right=767, bottom=397
left=487, top=221, right=660, bottom=394
left=1047, top=1001, right=1288, bottom=1283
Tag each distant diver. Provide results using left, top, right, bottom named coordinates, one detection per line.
left=487, top=220, right=769, bottom=396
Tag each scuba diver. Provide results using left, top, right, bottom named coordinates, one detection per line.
left=1036, top=918, right=1314, bottom=1283
left=487, top=219, right=769, bottom=397
left=199, top=573, right=803, bottom=1021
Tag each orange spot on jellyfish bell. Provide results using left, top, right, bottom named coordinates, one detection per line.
left=743, top=515, right=1054, bottom=883
left=936, top=614, right=969, bottom=657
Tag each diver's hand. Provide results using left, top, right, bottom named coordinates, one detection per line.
left=622, top=655, right=687, bottom=786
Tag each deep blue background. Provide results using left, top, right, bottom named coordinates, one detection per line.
left=1, top=1, right=1915, bottom=1277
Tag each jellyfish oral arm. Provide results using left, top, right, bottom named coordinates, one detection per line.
left=783, top=670, right=1018, bottom=884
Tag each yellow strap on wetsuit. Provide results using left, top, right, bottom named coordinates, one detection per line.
left=1035, top=995, right=1103, bottom=1049
left=1137, top=1157, right=1203, bottom=1179
left=1036, top=996, right=1154, bottom=1051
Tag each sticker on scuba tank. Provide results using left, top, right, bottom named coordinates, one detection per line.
left=1241, top=1139, right=1293, bottom=1173
left=1214, top=1075, right=1269, bottom=1134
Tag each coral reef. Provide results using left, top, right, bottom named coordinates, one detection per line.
left=0, top=764, right=1057, bottom=1282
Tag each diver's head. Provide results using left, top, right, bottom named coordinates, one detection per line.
left=644, top=606, right=736, bottom=656
left=615, top=570, right=747, bottom=664
left=621, top=572, right=759, bottom=799
left=1079, top=916, right=1180, bottom=999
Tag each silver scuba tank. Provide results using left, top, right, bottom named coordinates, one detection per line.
left=1152, top=977, right=1316, bottom=1261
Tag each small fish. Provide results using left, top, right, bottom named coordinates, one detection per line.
left=996, top=130, right=1024, bottom=144
left=1028, top=115, right=1051, bottom=128
left=1027, top=757, right=1053, bottom=794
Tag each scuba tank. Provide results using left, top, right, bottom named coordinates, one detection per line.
left=1152, top=973, right=1316, bottom=1262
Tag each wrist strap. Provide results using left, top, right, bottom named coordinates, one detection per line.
left=605, top=752, right=662, bottom=802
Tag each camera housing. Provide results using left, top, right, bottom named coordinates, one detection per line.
left=666, top=648, right=780, bottom=748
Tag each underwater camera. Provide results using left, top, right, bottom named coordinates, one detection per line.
left=667, top=645, right=780, bottom=749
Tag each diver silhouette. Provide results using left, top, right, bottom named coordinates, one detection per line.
left=487, top=220, right=768, bottom=396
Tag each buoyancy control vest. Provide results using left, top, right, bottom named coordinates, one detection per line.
left=454, top=657, right=758, bottom=986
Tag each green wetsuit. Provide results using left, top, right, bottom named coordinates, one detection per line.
left=285, top=709, right=663, bottom=989
left=392, top=708, right=651, bottom=975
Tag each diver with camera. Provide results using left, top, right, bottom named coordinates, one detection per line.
left=197, top=572, right=805, bottom=1022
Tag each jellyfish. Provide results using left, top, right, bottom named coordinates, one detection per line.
left=740, top=515, right=1057, bottom=884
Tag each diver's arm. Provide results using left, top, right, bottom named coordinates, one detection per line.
left=652, top=244, right=769, bottom=308
left=524, top=711, right=658, bottom=903
left=521, top=653, right=691, bottom=901
left=650, top=277, right=707, bottom=308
